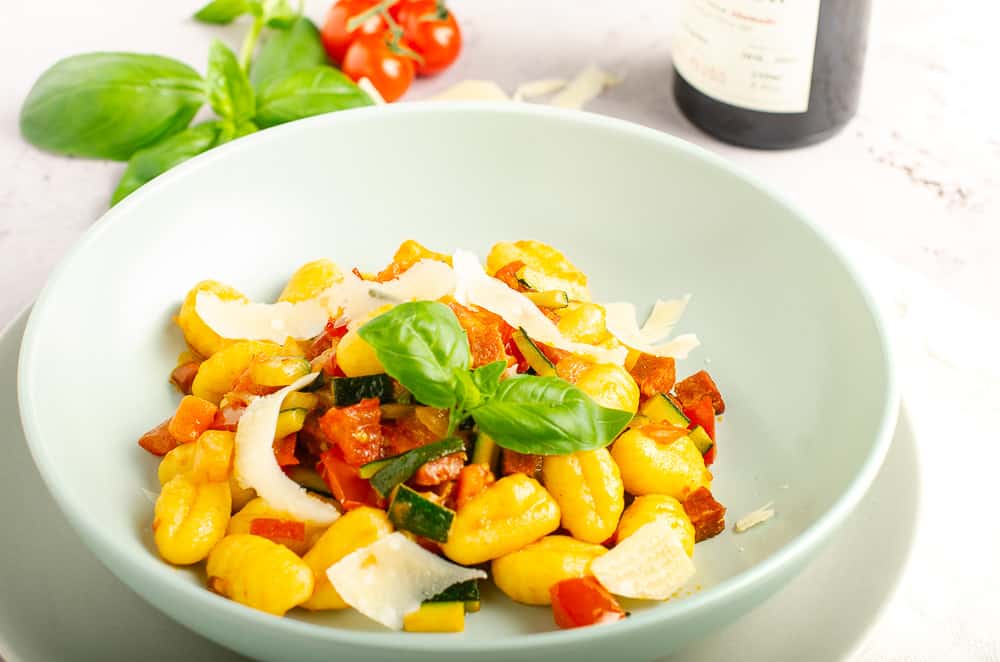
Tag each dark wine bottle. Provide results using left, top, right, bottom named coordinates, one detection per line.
left=672, top=0, right=871, bottom=149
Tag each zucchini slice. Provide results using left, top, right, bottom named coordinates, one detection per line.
left=688, top=425, right=715, bottom=455
left=273, top=408, right=307, bottom=439
left=365, top=437, right=466, bottom=496
left=286, top=466, right=333, bottom=497
left=428, top=579, right=480, bottom=604
left=388, top=485, right=455, bottom=543
left=470, top=433, right=499, bottom=472
left=379, top=403, right=418, bottom=420
left=331, top=374, right=395, bottom=407
left=403, top=601, right=465, bottom=633
left=640, top=393, right=690, bottom=427
left=523, top=290, right=570, bottom=309
left=512, top=327, right=555, bottom=376
left=280, top=390, right=319, bottom=412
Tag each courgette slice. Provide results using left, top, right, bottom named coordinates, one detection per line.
left=470, top=433, right=499, bottom=473
left=387, top=485, right=455, bottom=542
left=380, top=403, right=418, bottom=420
left=640, top=393, right=690, bottom=427
left=523, top=290, right=570, bottom=309
left=688, top=425, right=715, bottom=455
left=286, top=466, right=333, bottom=497
left=403, top=601, right=465, bottom=633
left=428, top=579, right=480, bottom=604
left=512, top=328, right=555, bottom=376
left=274, top=408, right=307, bottom=439
left=281, top=391, right=319, bottom=412
left=249, top=356, right=311, bottom=387
left=365, top=437, right=466, bottom=496
left=331, top=374, right=395, bottom=407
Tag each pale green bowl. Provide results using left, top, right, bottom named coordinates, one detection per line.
left=18, top=104, right=897, bottom=661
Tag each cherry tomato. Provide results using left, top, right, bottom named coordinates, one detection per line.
left=341, top=33, right=416, bottom=102
left=396, top=0, right=461, bottom=75
left=320, top=0, right=387, bottom=64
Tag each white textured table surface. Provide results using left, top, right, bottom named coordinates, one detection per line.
left=1, top=1, right=998, bottom=660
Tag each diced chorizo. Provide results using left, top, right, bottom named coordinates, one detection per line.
left=502, top=449, right=543, bottom=478
left=629, top=354, right=676, bottom=399
left=674, top=370, right=725, bottom=414
left=683, top=486, right=727, bottom=542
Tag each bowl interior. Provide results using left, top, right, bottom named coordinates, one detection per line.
left=18, top=104, right=894, bottom=654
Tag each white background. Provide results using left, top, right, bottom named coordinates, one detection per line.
left=1, top=1, right=998, bottom=660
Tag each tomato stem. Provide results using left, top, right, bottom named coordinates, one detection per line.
left=420, top=0, right=449, bottom=22
left=345, top=0, right=400, bottom=33
left=381, top=9, right=425, bottom=64
left=238, top=16, right=264, bottom=71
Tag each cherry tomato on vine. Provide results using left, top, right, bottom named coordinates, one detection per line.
left=341, top=33, right=416, bottom=102
left=396, top=0, right=462, bottom=76
left=320, top=0, right=388, bottom=64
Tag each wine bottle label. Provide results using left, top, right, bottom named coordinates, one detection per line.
left=672, top=0, right=822, bottom=113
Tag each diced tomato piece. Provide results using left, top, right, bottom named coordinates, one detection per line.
left=683, top=395, right=716, bottom=441
left=550, top=576, right=626, bottom=629
left=273, top=434, right=300, bottom=467
left=539, top=342, right=571, bottom=366
left=674, top=370, right=725, bottom=414
left=170, top=361, right=201, bottom=395
left=317, top=449, right=381, bottom=510
left=137, top=419, right=179, bottom=456
left=502, top=449, right=542, bottom=478
left=683, top=486, right=727, bottom=542
left=318, top=398, right=383, bottom=466
left=249, top=517, right=306, bottom=542
left=381, top=413, right=439, bottom=457
left=412, top=453, right=465, bottom=487
left=168, top=395, right=219, bottom=444
left=702, top=446, right=716, bottom=465
left=454, top=464, right=493, bottom=509
left=299, top=415, right=331, bottom=457
left=629, top=354, right=676, bottom=399
left=447, top=301, right=512, bottom=368
left=493, top=260, right=527, bottom=291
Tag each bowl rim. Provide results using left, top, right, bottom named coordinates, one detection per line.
left=17, top=101, right=899, bottom=652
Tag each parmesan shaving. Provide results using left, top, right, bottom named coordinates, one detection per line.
left=604, top=301, right=700, bottom=359
left=591, top=521, right=695, bottom=600
left=195, top=293, right=329, bottom=344
left=358, top=77, right=386, bottom=105
left=430, top=80, right=510, bottom=102
left=451, top=249, right=627, bottom=364
left=735, top=502, right=775, bottom=532
left=548, top=64, right=620, bottom=110
left=326, top=532, right=486, bottom=630
left=194, top=260, right=456, bottom=341
left=512, top=78, right=568, bottom=102
left=234, top=373, right=340, bottom=525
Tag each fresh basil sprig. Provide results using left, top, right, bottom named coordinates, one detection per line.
left=255, top=66, right=374, bottom=128
left=207, top=40, right=256, bottom=124
left=358, top=302, right=632, bottom=454
left=19, top=53, right=205, bottom=161
left=249, top=16, right=327, bottom=88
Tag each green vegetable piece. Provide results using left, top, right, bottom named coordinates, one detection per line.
left=206, top=40, right=255, bottom=123
left=639, top=393, right=690, bottom=427
left=254, top=66, right=373, bottom=128
left=286, top=466, right=332, bottom=497
left=470, top=375, right=632, bottom=455
left=470, top=433, right=499, bottom=472
left=332, top=374, right=395, bottom=407
left=358, top=302, right=471, bottom=410
left=688, top=425, right=715, bottom=455
left=111, top=121, right=222, bottom=205
left=469, top=360, right=506, bottom=400
left=428, top=579, right=479, bottom=603
left=260, top=0, right=298, bottom=28
left=250, top=17, right=327, bottom=88
left=19, top=53, right=205, bottom=161
left=512, top=328, right=555, bottom=376
left=367, top=437, right=466, bottom=497
left=193, top=0, right=249, bottom=23
left=387, top=485, right=455, bottom=543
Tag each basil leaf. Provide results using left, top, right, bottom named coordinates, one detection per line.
left=193, top=0, right=249, bottom=24
left=254, top=65, right=372, bottom=128
left=111, top=121, right=223, bottom=205
left=206, top=40, right=255, bottom=123
left=19, top=53, right=204, bottom=161
left=358, top=302, right=470, bottom=409
left=470, top=360, right=507, bottom=400
left=249, top=17, right=326, bottom=88
left=261, top=0, right=298, bottom=28
left=470, top=375, right=632, bottom=455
